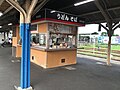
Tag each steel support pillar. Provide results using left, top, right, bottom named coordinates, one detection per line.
left=20, top=23, right=31, bottom=89
left=6, top=0, right=38, bottom=90
left=95, top=0, right=113, bottom=66
left=107, top=22, right=113, bottom=65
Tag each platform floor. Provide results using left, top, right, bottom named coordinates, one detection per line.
left=0, top=47, right=120, bottom=90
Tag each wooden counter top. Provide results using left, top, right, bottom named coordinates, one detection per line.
left=17, top=44, right=77, bottom=52
left=45, top=48, right=77, bottom=52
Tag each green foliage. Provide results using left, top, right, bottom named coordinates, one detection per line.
left=113, top=34, right=119, bottom=36
left=91, top=32, right=98, bottom=35
left=101, top=32, right=107, bottom=36
left=101, top=32, right=119, bottom=36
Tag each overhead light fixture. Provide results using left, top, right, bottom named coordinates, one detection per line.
left=0, top=26, right=2, bottom=28
left=50, top=10, right=56, bottom=13
left=74, top=0, right=94, bottom=6
left=8, top=23, right=12, bottom=26
left=0, top=12, right=3, bottom=17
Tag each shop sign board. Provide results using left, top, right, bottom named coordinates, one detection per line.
left=46, top=9, right=85, bottom=25
left=33, top=9, right=85, bottom=26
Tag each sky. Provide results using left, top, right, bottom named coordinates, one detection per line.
left=78, top=23, right=120, bottom=35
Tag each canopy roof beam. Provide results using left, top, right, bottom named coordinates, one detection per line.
left=79, top=6, right=120, bottom=17
left=32, top=0, right=50, bottom=17
left=0, top=0, right=4, bottom=6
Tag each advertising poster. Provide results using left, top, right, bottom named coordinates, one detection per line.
left=98, top=36, right=120, bottom=44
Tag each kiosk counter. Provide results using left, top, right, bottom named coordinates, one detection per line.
left=12, top=9, right=85, bottom=68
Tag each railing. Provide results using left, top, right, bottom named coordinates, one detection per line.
left=77, top=48, right=120, bottom=61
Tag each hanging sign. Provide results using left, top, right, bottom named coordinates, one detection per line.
left=33, top=9, right=85, bottom=26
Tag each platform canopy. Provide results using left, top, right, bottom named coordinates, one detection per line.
left=0, top=0, right=120, bottom=31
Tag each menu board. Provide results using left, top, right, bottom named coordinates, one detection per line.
left=48, top=23, right=76, bottom=34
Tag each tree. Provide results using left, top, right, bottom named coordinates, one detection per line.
left=92, top=32, right=98, bottom=35
left=101, top=32, right=107, bottom=36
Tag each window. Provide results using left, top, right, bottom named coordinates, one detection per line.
left=39, top=34, right=46, bottom=46
left=49, top=34, right=76, bottom=49
left=31, top=24, right=37, bottom=31
left=31, top=33, right=46, bottom=48
left=48, top=23, right=77, bottom=49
